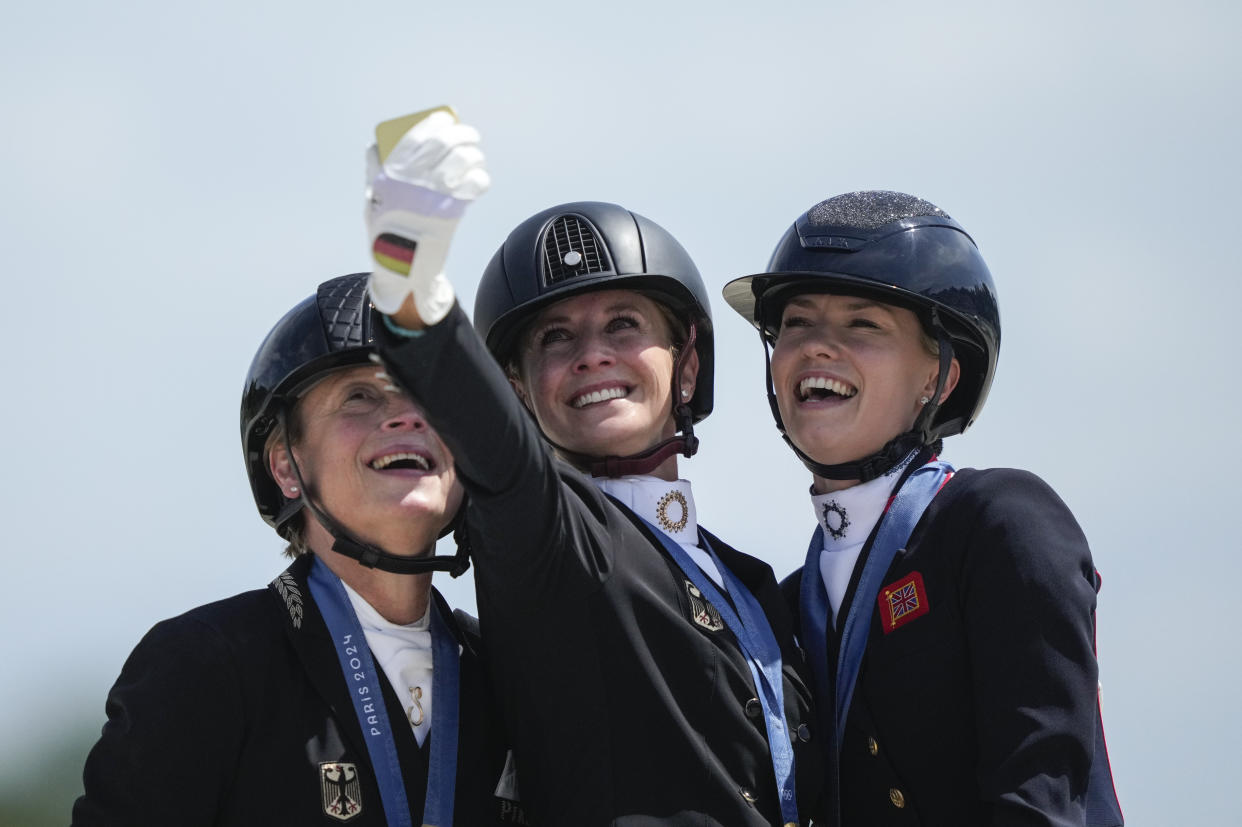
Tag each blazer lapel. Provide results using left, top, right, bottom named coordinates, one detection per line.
left=702, top=528, right=820, bottom=685
left=269, top=554, right=370, bottom=758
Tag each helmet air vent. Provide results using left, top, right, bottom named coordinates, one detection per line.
left=542, top=215, right=612, bottom=284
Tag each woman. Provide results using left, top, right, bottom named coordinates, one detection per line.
left=364, top=111, right=824, bottom=825
left=73, top=274, right=521, bottom=826
left=723, top=191, right=1122, bottom=826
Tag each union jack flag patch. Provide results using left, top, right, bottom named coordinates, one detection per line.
left=878, top=571, right=929, bottom=634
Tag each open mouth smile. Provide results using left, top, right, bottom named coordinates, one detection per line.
left=797, top=376, right=857, bottom=402
left=571, top=386, right=630, bottom=408
left=368, top=451, right=436, bottom=472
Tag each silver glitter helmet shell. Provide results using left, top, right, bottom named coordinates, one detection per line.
left=724, top=190, right=1000, bottom=439
left=473, top=201, right=715, bottom=423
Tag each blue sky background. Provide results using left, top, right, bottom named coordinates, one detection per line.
left=3, top=0, right=1238, bottom=822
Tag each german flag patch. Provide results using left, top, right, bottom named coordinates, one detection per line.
left=878, top=571, right=929, bottom=634
left=372, top=233, right=417, bottom=276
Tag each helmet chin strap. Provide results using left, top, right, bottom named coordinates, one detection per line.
left=561, top=321, right=700, bottom=479
left=587, top=406, right=697, bottom=478
left=757, top=298, right=954, bottom=484
left=279, top=412, right=470, bottom=576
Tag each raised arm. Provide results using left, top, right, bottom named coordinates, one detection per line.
left=364, top=107, right=489, bottom=330
left=363, top=111, right=618, bottom=596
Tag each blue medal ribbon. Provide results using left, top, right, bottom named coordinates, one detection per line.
left=798, top=528, right=834, bottom=751
left=638, top=517, right=799, bottom=825
left=799, top=461, right=952, bottom=822
left=308, top=557, right=460, bottom=827
left=423, top=597, right=460, bottom=827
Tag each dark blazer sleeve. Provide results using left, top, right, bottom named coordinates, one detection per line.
left=72, top=615, right=245, bottom=826
left=951, top=469, right=1099, bottom=825
left=378, top=303, right=621, bottom=598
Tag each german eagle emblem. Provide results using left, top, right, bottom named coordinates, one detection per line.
left=319, top=761, right=362, bottom=821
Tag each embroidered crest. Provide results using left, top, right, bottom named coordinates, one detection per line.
left=319, top=761, right=363, bottom=821
left=685, top=580, right=724, bottom=632
left=822, top=500, right=850, bottom=540
left=272, top=572, right=304, bottom=629
left=878, top=571, right=930, bottom=634
left=657, top=490, right=689, bottom=533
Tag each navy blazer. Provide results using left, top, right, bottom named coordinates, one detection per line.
left=785, top=467, right=1101, bottom=827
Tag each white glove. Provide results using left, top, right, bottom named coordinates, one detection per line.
left=364, top=109, right=490, bottom=322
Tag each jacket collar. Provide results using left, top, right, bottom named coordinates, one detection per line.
left=268, top=554, right=466, bottom=756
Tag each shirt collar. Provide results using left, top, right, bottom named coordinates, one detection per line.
left=810, top=449, right=918, bottom=551
left=341, top=579, right=431, bottom=635
left=595, top=475, right=698, bottom=546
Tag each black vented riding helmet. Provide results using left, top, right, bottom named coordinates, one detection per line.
left=724, top=191, right=1000, bottom=442
left=474, top=201, right=715, bottom=422
left=242, top=274, right=379, bottom=536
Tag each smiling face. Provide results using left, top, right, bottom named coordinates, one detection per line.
left=770, top=292, right=959, bottom=491
left=512, top=289, right=698, bottom=471
left=268, top=364, right=461, bottom=557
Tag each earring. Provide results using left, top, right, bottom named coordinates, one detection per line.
left=681, top=389, right=691, bottom=399
left=919, top=396, right=930, bottom=405
left=289, top=486, right=300, bottom=495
